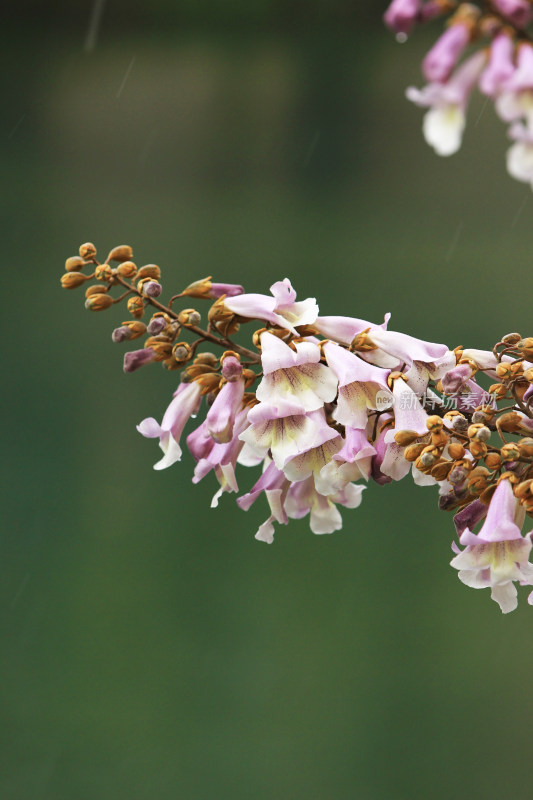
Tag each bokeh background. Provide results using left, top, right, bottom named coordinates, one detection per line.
left=4, top=1, right=533, bottom=798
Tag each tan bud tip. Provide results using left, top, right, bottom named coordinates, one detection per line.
left=61, top=271, right=88, bottom=289
left=484, top=452, right=502, bottom=470
left=79, top=242, right=97, bottom=259
left=518, top=438, right=533, bottom=458
left=469, top=440, right=488, bottom=460
left=180, top=277, right=213, bottom=299
left=136, top=264, right=161, bottom=280
left=431, top=430, right=448, bottom=448
left=85, top=284, right=108, bottom=298
left=495, top=362, right=513, bottom=380
left=178, top=308, right=201, bottom=327
left=498, top=412, right=522, bottom=433
left=394, top=429, right=421, bottom=447
left=431, top=460, right=453, bottom=481
left=116, top=261, right=138, bottom=279
left=194, top=352, right=218, bottom=367
left=479, top=483, right=497, bottom=506
left=403, top=442, right=426, bottom=462
left=501, top=332, right=522, bottom=345
left=127, top=296, right=145, bottom=319
left=172, top=341, right=193, bottom=364
left=85, top=293, right=114, bottom=311
left=65, top=256, right=86, bottom=272
left=426, top=415, right=443, bottom=432
left=501, top=443, right=521, bottom=462
left=515, top=479, right=533, bottom=499
left=123, top=320, right=147, bottom=340
left=448, top=443, right=466, bottom=461
left=95, top=264, right=114, bottom=282
left=107, top=245, right=133, bottom=263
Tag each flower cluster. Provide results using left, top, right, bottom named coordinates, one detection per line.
left=384, top=0, right=533, bottom=188
left=61, top=243, right=533, bottom=612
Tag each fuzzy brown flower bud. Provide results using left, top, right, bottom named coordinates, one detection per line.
left=515, top=479, right=533, bottom=499
left=394, top=430, right=421, bottom=447
left=172, top=342, right=193, bottom=364
left=431, top=460, right=454, bottom=481
left=467, top=423, right=490, bottom=442
left=116, top=261, right=137, bottom=279
left=127, top=296, right=145, bottom=319
left=145, top=337, right=173, bottom=360
left=79, top=242, right=96, bottom=259
left=85, top=284, right=108, bottom=298
left=178, top=308, right=202, bottom=327
left=519, top=438, right=533, bottom=458
left=431, top=430, right=448, bottom=448
left=426, top=415, right=444, bottom=432
left=485, top=452, right=502, bottom=470
left=502, top=332, right=521, bottom=345
left=419, top=445, right=440, bottom=467
left=489, top=383, right=508, bottom=400
left=61, top=271, right=88, bottom=289
left=448, top=443, right=465, bottom=461
left=65, top=256, right=86, bottom=272
left=467, top=466, right=490, bottom=495
left=498, top=412, right=522, bottom=433
left=208, top=298, right=240, bottom=337
left=136, top=264, right=161, bottom=280
left=107, top=245, right=133, bottom=263
left=85, top=293, right=114, bottom=311
left=122, top=320, right=147, bottom=340
left=495, top=362, right=513, bottom=380
left=95, top=264, right=114, bottom=282
left=501, top=443, right=521, bottom=462
left=196, top=352, right=218, bottom=367
left=470, top=440, right=488, bottom=460
left=404, top=443, right=426, bottom=462
left=517, top=338, right=533, bottom=359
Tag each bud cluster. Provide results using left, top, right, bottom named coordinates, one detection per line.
left=61, top=244, right=533, bottom=613
left=384, top=0, right=533, bottom=188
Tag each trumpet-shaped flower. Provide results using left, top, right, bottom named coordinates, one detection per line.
left=407, top=51, right=487, bottom=156
left=282, top=429, right=343, bottom=483
left=422, top=23, right=471, bottom=84
left=224, top=278, right=318, bottom=334
left=315, top=427, right=376, bottom=495
left=256, top=332, right=337, bottom=412
left=479, top=32, right=516, bottom=97
left=285, top=476, right=365, bottom=535
left=137, top=380, right=202, bottom=470
left=383, top=0, right=421, bottom=36
left=240, top=403, right=335, bottom=469
left=206, top=358, right=245, bottom=443
left=192, top=409, right=250, bottom=506
left=496, top=44, right=533, bottom=125
left=360, top=327, right=451, bottom=371
left=381, top=380, right=434, bottom=484
left=450, top=478, right=533, bottom=613
left=324, top=341, right=391, bottom=429
left=313, top=312, right=390, bottom=345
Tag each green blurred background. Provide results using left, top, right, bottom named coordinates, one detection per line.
left=4, top=1, right=533, bottom=798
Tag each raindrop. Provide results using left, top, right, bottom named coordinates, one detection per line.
left=396, top=32, right=408, bottom=44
